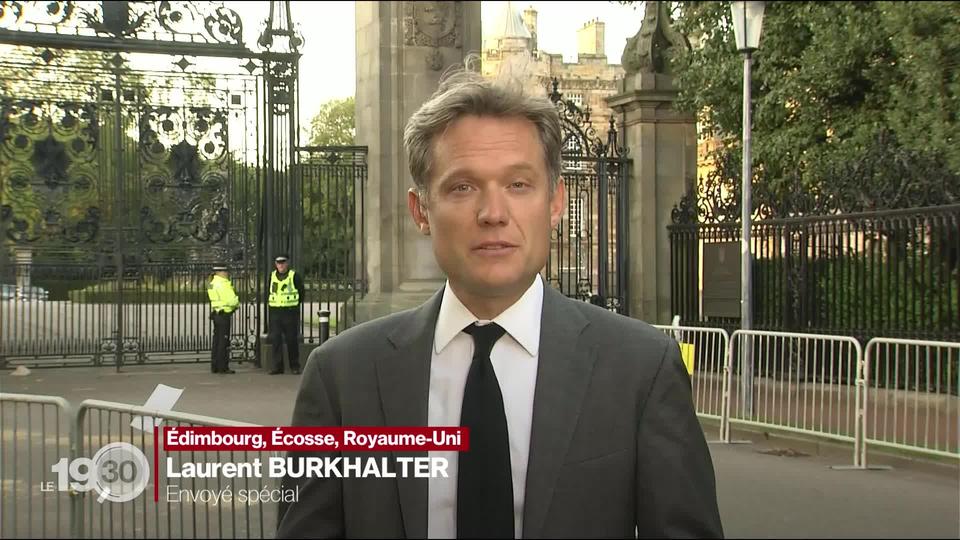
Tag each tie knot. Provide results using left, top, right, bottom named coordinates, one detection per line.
left=463, top=322, right=506, bottom=358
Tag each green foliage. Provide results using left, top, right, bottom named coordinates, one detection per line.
left=812, top=253, right=960, bottom=334
left=670, top=1, right=960, bottom=206
left=751, top=249, right=959, bottom=335
left=303, top=171, right=356, bottom=281
left=882, top=2, right=960, bottom=173
left=67, top=274, right=248, bottom=304
left=31, top=277, right=100, bottom=301
left=308, top=97, right=355, bottom=146
left=68, top=276, right=204, bottom=303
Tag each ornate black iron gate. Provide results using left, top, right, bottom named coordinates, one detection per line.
left=0, top=1, right=309, bottom=368
left=543, top=79, right=630, bottom=314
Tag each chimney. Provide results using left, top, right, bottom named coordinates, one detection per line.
left=522, top=6, right=538, bottom=51
left=576, top=18, right=605, bottom=57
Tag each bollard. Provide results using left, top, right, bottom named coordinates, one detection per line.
left=319, top=309, right=330, bottom=344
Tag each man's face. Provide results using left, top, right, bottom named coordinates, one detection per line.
left=408, top=115, right=565, bottom=302
left=275, top=260, right=288, bottom=273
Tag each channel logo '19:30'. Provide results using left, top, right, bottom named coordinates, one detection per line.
left=46, top=442, right=150, bottom=503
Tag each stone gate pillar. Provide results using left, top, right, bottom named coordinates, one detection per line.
left=355, top=1, right=481, bottom=322
left=606, top=1, right=696, bottom=324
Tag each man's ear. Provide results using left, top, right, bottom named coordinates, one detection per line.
left=549, top=177, right=567, bottom=229
left=408, top=188, right=431, bottom=235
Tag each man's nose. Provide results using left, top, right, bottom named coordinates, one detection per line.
left=476, top=188, right=509, bottom=226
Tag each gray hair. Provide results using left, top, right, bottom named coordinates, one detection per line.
left=403, top=62, right=562, bottom=198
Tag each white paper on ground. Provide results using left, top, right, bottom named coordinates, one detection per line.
left=130, top=384, right=184, bottom=431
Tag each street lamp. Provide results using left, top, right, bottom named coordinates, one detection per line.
left=731, top=1, right=764, bottom=419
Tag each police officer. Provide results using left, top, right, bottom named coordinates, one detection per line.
left=267, top=253, right=304, bottom=375
left=208, top=263, right=240, bottom=374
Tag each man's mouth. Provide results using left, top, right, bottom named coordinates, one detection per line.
left=473, top=242, right=517, bottom=253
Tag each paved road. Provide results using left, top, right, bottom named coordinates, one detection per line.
left=706, top=424, right=959, bottom=539
left=2, top=364, right=958, bottom=539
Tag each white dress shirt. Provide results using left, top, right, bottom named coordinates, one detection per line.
left=427, top=274, right=543, bottom=539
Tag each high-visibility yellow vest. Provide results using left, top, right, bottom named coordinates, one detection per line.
left=269, top=270, right=299, bottom=308
left=208, top=275, right=240, bottom=313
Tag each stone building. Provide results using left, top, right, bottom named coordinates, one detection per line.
left=479, top=3, right=629, bottom=306
left=481, top=2, right=625, bottom=138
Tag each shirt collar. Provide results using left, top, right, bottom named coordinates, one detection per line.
left=434, top=274, right=543, bottom=357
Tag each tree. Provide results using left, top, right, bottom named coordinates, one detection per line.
left=664, top=2, right=959, bottom=340
left=882, top=2, right=960, bottom=175
left=669, top=1, right=959, bottom=215
left=307, top=96, right=355, bottom=146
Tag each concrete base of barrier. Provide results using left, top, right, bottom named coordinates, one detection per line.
left=707, top=438, right=753, bottom=445
left=830, top=464, right=894, bottom=471
left=698, top=417, right=959, bottom=472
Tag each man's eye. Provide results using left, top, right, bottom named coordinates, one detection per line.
left=511, top=181, right=530, bottom=189
left=452, top=184, right=472, bottom=192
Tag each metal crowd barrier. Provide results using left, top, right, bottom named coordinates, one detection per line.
left=653, top=325, right=731, bottom=426
left=863, top=338, right=960, bottom=463
left=729, top=330, right=865, bottom=466
left=0, top=393, right=74, bottom=539
left=74, top=400, right=278, bottom=539
left=654, top=326, right=960, bottom=467
left=0, top=393, right=279, bottom=539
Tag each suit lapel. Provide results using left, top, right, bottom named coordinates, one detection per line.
left=374, top=289, right=443, bottom=539
left=522, top=286, right=595, bottom=539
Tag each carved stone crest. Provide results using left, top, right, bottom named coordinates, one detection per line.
left=403, top=1, right=462, bottom=48
left=425, top=48, right=444, bottom=71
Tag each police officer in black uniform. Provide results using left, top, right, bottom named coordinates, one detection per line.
left=267, top=253, right=305, bottom=374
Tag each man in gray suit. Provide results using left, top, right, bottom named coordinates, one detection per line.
left=278, top=66, right=723, bottom=538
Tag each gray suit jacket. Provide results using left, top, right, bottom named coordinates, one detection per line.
left=277, top=285, right=723, bottom=538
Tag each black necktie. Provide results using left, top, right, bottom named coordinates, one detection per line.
left=458, top=322, right=514, bottom=539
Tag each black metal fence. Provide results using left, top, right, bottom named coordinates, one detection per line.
left=670, top=204, right=960, bottom=342
left=296, top=146, right=367, bottom=343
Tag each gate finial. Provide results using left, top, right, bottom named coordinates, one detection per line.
left=259, top=0, right=303, bottom=53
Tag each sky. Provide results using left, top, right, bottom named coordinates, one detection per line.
left=224, top=1, right=647, bottom=133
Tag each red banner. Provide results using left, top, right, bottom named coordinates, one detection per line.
left=162, top=426, right=469, bottom=452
